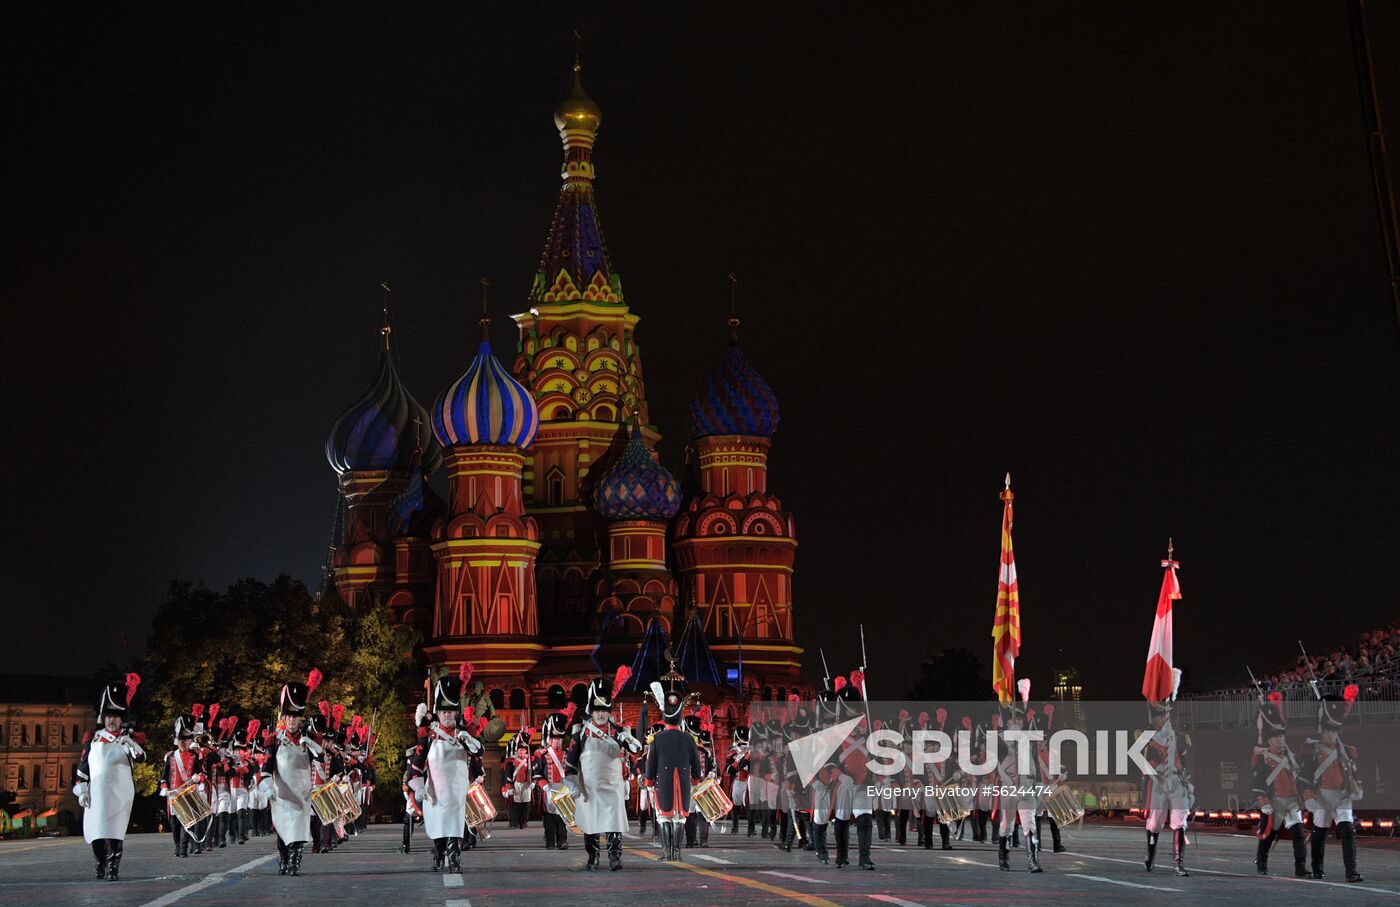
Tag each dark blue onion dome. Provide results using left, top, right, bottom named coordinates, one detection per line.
left=431, top=338, right=540, bottom=449
left=688, top=341, right=780, bottom=439
left=594, top=421, right=681, bottom=521
left=326, top=346, right=442, bottom=476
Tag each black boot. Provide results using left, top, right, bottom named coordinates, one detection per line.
left=1255, top=835, right=1271, bottom=875
left=1291, top=826, right=1308, bottom=877
left=555, top=815, right=569, bottom=850
left=92, top=840, right=107, bottom=880
left=402, top=813, right=413, bottom=853
left=1338, top=821, right=1363, bottom=883
left=276, top=838, right=289, bottom=875
left=940, top=821, right=953, bottom=850
left=1050, top=817, right=1065, bottom=852
left=218, top=813, right=228, bottom=847
left=1027, top=830, right=1043, bottom=873
left=1310, top=825, right=1329, bottom=879
left=998, top=835, right=1011, bottom=871
left=608, top=831, right=623, bottom=871
left=1172, top=827, right=1189, bottom=877
left=1145, top=830, right=1158, bottom=871
left=543, top=814, right=557, bottom=850
left=814, top=822, right=829, bottom=864
left=638, top=810, right=649, bottom=835
left=834, top=818, right=849, bottom=867
left=289, top=842, right=304, bottom=876
left=106, top=840, right=123, bottom=881
left=921, top=815, right=934, bottom=849
left=431, top=838, right=445, bottom=872
left=446, top=837, right=461, bottom=874
left=895, top=809, right=908, bottom=846
left=584, top=833, right=600, bottom=870
left=238, top=808, right=249, bottom=844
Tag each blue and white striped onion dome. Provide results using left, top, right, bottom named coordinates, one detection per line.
left=594, top=424, right=681, bottom=522
left=326, top=346, right=442, bottom=476
left=431, top=339, right=540, bottom=449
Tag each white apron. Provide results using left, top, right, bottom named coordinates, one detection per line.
left=271, top=734, right=315, bottom=844
left=423, top=729, right=471, bottom=840
left=575, top=730, right=628, bottom=834
left=83, top=731, right=138, bottom=841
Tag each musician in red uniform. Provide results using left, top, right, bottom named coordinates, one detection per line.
left=1302, top=687, right=1364, bottom=882
left=1251, top=692, right=1306, bottom=876
left=501, top=730, right=534, bottom=829
left=159, top=713, right=203, bottom=857
left=531, top=709, right=576, bottom=850
left=725, top=726, right=752, bottom=835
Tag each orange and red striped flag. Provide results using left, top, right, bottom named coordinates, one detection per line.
left=991, top=475, right=1021, bottom=704
left=1142, top=542, right=1182, bottom=702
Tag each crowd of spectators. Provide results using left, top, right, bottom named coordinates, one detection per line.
left=1258, top=622, right=1400, bottom=692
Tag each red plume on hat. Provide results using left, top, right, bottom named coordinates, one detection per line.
left=699, top=705, right=714, bottom=732
left=359, top=725, right=371, bottom=744
left=349, top=714, right=363, bottom=735
left=561, top=702, right=578, bottom=723
left=961, top=716, right=973, bottom=731
left=207, top=703, right=221, bottom=727
left=191, top=703, right=204, bottom=719
left=1042, top=703, right=1055, bottom=731
left=935, top=708, right=947, bottom=731
left=849, top=670, right=865, bottom=695
left=332, top=704, right=345, bottom=731
left=1267, top=691, right=1283, bottom=705
left=244, top=719, right=261, bottom=742
left=459, top=662, right=474, bottom=685
left=833, top=676, right=847, bottom=692
left=306, top=668, right=323, bottom=693
left=896, top=708, right=909, bottom=723
left=1344, top=684, right=1360, bottom=717
left=612, top=665, right=633, bottom=699
left=463, top=706, right=476, bottom=725
left=260, top=729, right=275, bottom=746
left=124, top=673, right=141, bottom=706
left=318, top=701, right=331, bottom=722
left=475, top=717, right=488, bottom=736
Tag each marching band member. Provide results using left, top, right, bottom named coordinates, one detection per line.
left=1302, top=686, right=1364, bottom=882
left=644, top=681, right=702, bottom=861
left=568, top=668, right=643, bottom=871
left=74, top=675, right=146, bottom=881
left=533, top=707, right=577, bottom=850
left=160, top=711, right=201, bottom=857
left=501, top=730, right=533, bottom=830
left=1143, top=671, right=1192, bottom=877
left=210, top=712, right=238, bottom=847
left=725, top=726, right=752, bottom=835
left=401, top=745, right=421, bottom=853
left=922, top=709, right=954, bottom=851
left=307, top=705, right=343, bottom=854
left=230, top=722, right=257, bottom=845
left=636, top=729, right=661, bottom=836
left=808, top=763, right=833, bottom=865
left=1252, top=691, right=1307, bottom=877
left=406, top=667, right=483, bottom=873
left=684, top=711, right=716, bottom=848
left=269, top=669, right=326, bottom=876
left=995, top=683, right=1043, bottom=873
left=251, top=729, right=273, bottom=838
left=1032, top=705, right=1066, bottom=855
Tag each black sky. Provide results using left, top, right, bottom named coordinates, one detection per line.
left=7, top=2, right=1400, bottom=698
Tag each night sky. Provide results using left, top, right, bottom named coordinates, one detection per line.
left=9, top=2, right=1400, bottom=698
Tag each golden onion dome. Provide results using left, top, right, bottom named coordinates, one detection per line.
left=554, top=61, right=601, bottom=134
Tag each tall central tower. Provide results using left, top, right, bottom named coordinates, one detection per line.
left=511, top=61, right=656, bottom=634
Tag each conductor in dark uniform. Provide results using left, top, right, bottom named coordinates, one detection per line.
left=643, top=681, right=702, bottom=861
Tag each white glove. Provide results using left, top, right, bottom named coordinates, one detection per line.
left=74, top=782, right=91, bottom=808
left=119, top=735, right=145, bottom=760
left=408, top=777, right=426, bottom=798
left=456, top=731, right=482, bottom=755
left=1259, top=804, right=1273, bottom=815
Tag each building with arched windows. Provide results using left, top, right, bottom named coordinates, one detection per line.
left=323, top=62, right=809, bottom=747
left=0, top=674, right=94, bottom=836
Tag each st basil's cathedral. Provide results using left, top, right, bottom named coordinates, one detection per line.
left=322, top=62, right=808, bottom=747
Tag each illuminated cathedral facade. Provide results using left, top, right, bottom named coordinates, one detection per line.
left=322, top=63, right=807, bottom=734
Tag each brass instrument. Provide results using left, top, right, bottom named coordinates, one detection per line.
left=549, top=784, right=582, bottom=835
left=932, top=782, right=973, bottom=824
left=311, top=781, right=347, bottom=824
left=464, top=779, right=496, bottom=840
left=692, top=777, right=734, bottom=824
left=169, top=782, right=212, bottom=830
left=1043, top=784, right=1085, bottom=826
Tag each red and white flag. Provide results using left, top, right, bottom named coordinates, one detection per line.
left=1141, top=545, right=1181, bottom=702
left=991, top=476, right=1021, bottom=704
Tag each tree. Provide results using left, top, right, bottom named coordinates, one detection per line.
left=905, top=647, right=996, bottom=702
left=136, top=575, right=421, bottom=814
